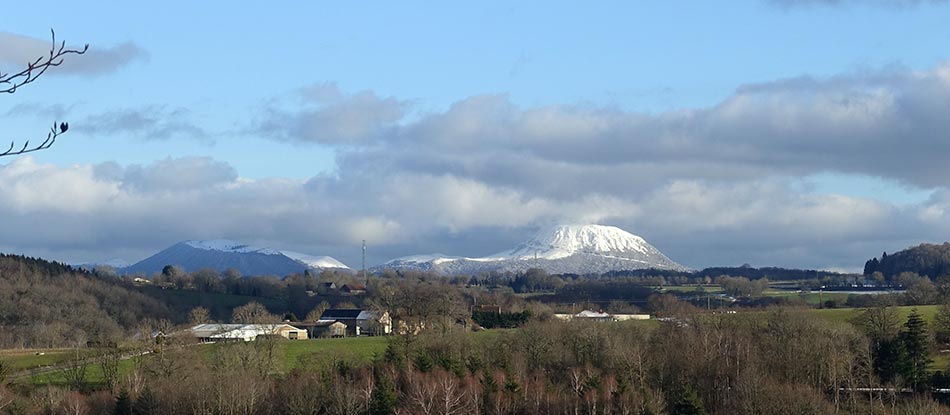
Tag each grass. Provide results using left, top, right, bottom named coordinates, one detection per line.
left=760, top=289, right=853, bottom=306
left=27, top=357, right=138, bottom=387
left=932, top=352, right=950, bottom=372
left=278, top=336, right=389, bottom=372
left=0, top=349, right=102, bottom=371
left=654, top=285, right=724, bottom=294
left=810, top=305, right=941, bottom=326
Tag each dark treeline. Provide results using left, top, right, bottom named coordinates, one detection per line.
left=865, top=243, right=950, bottom=280
left=606, top=265, right=848, bottom=282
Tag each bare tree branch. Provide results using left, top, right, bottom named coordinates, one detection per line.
left=1, top=29, right=86, bottom=158
left=0, top=29, right=88, bottom=94
left=0, top=122, right=67, bottom=157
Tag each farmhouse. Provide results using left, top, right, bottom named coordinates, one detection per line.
left=340, top=283, right=367, bottom=295
left=319, top=309, right=392, bottom=336
left=190, top=323, right=308, bottom=342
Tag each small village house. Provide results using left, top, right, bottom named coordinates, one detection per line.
left=340, top=283, right=367, bottom=295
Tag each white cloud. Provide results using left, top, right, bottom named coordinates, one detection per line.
left=0, top=32, right=146, bottom=77
left=8, top=63, right=950, bottom=270
left=77, top=106, right=207, bottom=141
left=254, top=83, right=407, bottom=145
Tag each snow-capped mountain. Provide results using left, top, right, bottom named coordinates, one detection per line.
left=379, top=224, right=687, bottom=275
left=122, top=239, right=350, bottom=277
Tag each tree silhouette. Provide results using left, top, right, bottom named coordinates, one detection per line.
left=1, top=29, right=86, bottom=157
left=899, top=309, right=932, bottom=391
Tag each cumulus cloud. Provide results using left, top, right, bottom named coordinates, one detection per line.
left=254, top=83, right=407, bottom=145
left=2, top=153, right=948, bottom=271
left=77, top=106, right=208, bottom=140
left=7, top=64, right=950, bottom=270
left=0, top=32, right=147, bottom=76
left=318, top=64, right=950, bottom=198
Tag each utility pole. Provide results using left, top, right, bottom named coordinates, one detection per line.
left=362, top=240, right=367, bottom=285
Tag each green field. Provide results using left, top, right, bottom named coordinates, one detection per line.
left=278, top=336, right=389, bottom=372
left=0, top=348, right=109, bottom=373
left=810, top=304, right=941, bottom=326
left=27, top=357, right=138, bottom=386
left=932, top=353, right=950, bottom=371
left=654, top=285, right=724, bottom=294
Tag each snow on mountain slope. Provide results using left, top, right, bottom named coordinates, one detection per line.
left=185, top=239, right=282, bottom=255
left=378, top=224, right=687, bottom=275
left=389, top=254, right=461, bottom=265
left=281, top=251, right=351, bottom=269
left=489, top=224, right=652, bottom=260
left=123, top=239, right=350, bottom=276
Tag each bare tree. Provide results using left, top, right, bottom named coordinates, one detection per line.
left=61, top=348, right=88, bottom=390
left=1, top=29, right=86, bottom=157
left=98, top=348, right=122, bottom=392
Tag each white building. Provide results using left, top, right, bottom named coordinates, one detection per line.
left=553, top=310, right=651, bottom=322
left=190, top=323, right=308, bottom=342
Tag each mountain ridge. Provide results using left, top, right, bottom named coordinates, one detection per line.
left=121, top=239, right=350, bottom=277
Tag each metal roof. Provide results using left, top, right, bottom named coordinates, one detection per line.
left=320, top=309, right=364, bottom=319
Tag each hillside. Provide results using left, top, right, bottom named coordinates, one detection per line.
left=863, top=242, right=950, bottom=279
left=0, top=254, right=175, bottom=348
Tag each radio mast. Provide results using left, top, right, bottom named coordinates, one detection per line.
left=361, top=240, right=367, bottom=284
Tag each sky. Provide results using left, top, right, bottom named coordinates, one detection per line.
left=2, top=1, right=950, bottom=271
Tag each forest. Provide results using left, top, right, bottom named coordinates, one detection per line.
left=3, top=254, right=950, bottom=413
left=865, top=243, right=950, bottom=280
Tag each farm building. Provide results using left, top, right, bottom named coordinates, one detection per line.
left=287, top=320, right=347, bottom=338
left=190, top=323, right=308, bottom=342
left=553, top=310, right=651, bottom=322
left=319, top=309, right=391, bottom=336
left=340, top=283, right=367, bottom=295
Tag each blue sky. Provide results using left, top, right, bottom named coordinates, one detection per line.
left=2, top=1, right=950, bottom=270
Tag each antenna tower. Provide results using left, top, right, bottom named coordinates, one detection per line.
left=362, top=240, right=367, bottom=284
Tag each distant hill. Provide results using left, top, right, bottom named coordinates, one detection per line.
left=863, top=242, right=950, bottom=280
left=123, top=239, right=350, bottom=277
left=0, top=253, right=174, bottom=348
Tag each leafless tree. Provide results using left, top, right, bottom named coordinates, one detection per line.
left=1, top=29, right=86, bottom=157
left=61, top=348, right=88, bottom=390
left=98, top=348, right=122, bottom=392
